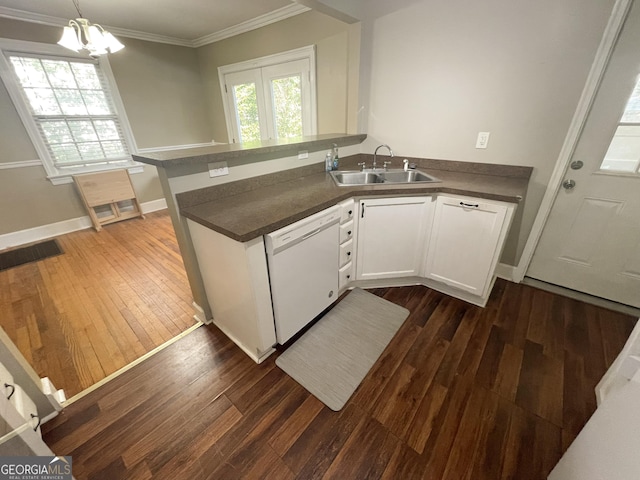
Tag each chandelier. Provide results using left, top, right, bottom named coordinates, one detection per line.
left=58, top=0, right=124, bottom=57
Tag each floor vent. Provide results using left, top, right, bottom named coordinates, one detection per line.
left=0, top=239, right=63, bottom=272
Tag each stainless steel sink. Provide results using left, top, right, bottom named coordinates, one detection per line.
left=378, top=170, right=440, bottom=184
left=331, top=171, right=385, bottom=185
left=330, top=169, right=440, bottom=186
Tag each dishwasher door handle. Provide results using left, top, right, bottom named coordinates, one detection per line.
left=301, top=227, right=323, bottom=240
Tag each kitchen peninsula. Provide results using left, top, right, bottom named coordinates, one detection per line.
left=133, top=134, right=532, bottom=362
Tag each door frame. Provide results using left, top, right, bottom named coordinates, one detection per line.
left=515, top=0, right=634, bottom=282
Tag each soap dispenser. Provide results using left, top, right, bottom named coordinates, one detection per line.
left=325, top=151, right=333, bottom=172
left=332, top=143, right=339, bottom=170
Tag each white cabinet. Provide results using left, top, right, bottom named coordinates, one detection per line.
left=187, top=219, right=277, bottom=363
left=356, top=196, right=432, bottom=280
left=424, top=195, right=514, bottom=298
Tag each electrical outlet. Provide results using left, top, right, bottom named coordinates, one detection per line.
left=298, top=150, right=309, bottom=160
left=476, top=132, right=490, bottom=149
left=209, top=161, right=229, bottom=177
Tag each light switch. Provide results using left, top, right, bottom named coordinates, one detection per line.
left=476, top=132, right=490, bottom=149
left=298, top=150, right=309, bottom=160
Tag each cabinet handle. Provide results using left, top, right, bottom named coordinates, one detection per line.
left=348, top=210, right=353, bottom=215
left=347, top=251, right=351, bottom=256
left=347, top=231, right=352, bottom=235
left=460, top=201, right=479, bottom=208
left=4, top=383, right=14, bottom=400
left=361, top=203, right=365, bottom=218
left=30, top=413, right=41, bottom=432
left=346, top=274, right=351, bottom=279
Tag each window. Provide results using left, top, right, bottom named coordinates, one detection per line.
left=219, top=46, right=317, bottom=144
left=0, top=39, right=137, bottom=184
left=600, top=76, right=640, bottom=174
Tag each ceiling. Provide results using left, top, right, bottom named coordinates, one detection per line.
left=0, top=0, right=422, bottom=47
left=0, top=0, right=312, bottom=46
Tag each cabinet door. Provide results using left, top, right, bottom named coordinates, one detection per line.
left=425, top=195, right=509, bottom=296
left=356, top=196, right=432, bottom=280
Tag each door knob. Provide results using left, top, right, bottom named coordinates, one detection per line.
left=562, top=179, right=576, bottom=190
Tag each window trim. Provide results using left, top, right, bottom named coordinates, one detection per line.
left=0, top=38, right=140, bottom=185
left=218, top=45, right=317, bottom=144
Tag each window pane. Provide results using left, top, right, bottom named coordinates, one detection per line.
left=600, top=125, right=640, bottom=172
left=10, top=57, right=48, bottom=87
left=50, top=144, right=81, bottom=164
left=40, top=121, right=73, bottom=144
left=78, top=142, right=104, bottom=160
left=70, top=63, right=101, bottom=89
left=42, top=60, right=77, bottom=88
left=24, top=87, right=61, bottom=115
left=621, top=80, right=640, bottom=123
left=101, top=140, right=127, bottom=158
left=94, top=120, right=120, bottom=140
left=233, top=83, right=260, bottom=142
left=271, top=75, right=302, bottom=139
left=81, top=90, right=111, bottom=115
left=54, top=88, right=88, bottom=115
left=68, top=121, right=98, bottom=142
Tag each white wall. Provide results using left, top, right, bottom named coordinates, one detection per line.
left=359, top=0, right=615, bottom=265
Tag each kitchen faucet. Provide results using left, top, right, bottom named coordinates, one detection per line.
left=373, top=144, right=394, bottom=170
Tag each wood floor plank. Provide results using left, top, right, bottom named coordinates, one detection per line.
left=371, top=335, right=448, bottom=438
left=320, top=416, right=399, bottom=480
left=441, top=385, right=491, bottom=480
left=515, top=340, right=564, bottom=427
left=40, top=278, right=636, bottom=480
left=405, top=381, right=448, bottom=454
left=268, top=394, right=324, bottom=456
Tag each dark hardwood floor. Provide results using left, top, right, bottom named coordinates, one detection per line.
left=0, top=211, right=197, bottom=398
left=42, top=280, right=637, bottom=479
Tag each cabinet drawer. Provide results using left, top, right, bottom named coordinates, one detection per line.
left=339, top=199, right=355, bottom=224
left=339, top=239, right=353, bottom=267
left=340, top=221, right=354, bottom=244
left=339, top=262, right=353, bottom=289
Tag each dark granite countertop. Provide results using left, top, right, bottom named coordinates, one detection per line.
left=178, top=155, right=532, bottom=243
left=133, top=133, right=367, bottom=168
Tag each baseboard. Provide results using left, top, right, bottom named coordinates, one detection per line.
left=495, top=263, right=517, bottom=282
left=140, top=198, right=168, bottom=214
left=0, top=198, right=168, bottom=251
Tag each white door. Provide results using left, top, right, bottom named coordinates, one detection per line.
left=424, top=195, right=511, bottom=297
left=356, top=196, right=431, bottom=280
left=527, top=0, right=640, bottom=308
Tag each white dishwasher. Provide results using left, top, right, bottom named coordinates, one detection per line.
left=265, top=206, right=340, bottom=344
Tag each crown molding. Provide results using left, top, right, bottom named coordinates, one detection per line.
left=0, top=4, right=312, bottom=50
left=192, top=4, right=311, bottom=48
left=0, top=6, right=63, bottom=28
left=102, top=27, right=193, bottom=47
left=0, top=6, right=193, bottom=47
